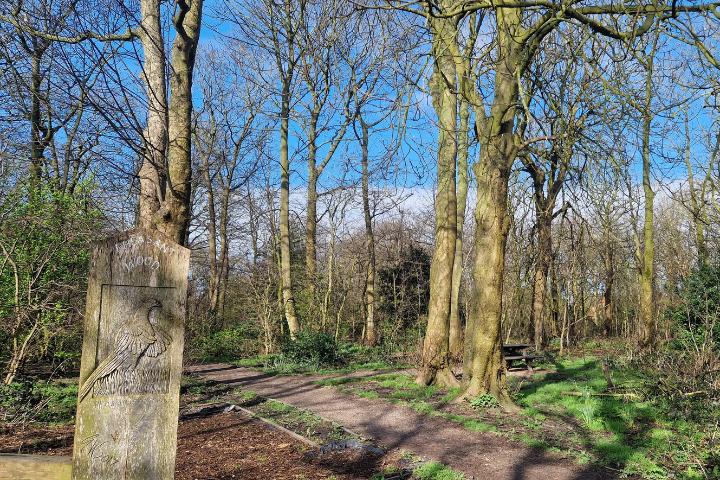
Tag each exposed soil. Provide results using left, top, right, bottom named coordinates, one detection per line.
left=0, top=423, right=74, bottom=455
left=175, top=412, right=383, bottom=480
left=0, top=412, right=388, bottom=479
left=189, top=363, right=618, bottom=480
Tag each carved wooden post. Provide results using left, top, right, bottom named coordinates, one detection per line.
left=72, top=228, right=190, bottom=479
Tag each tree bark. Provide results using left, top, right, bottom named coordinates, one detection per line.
left=462, top=8, right=521, bottom=405
left=217, top=180, right=230, bottom=317
left=29, top=44, right=47, bottom=190
left=158, top=0, right=203, bottom=245
left=137, top=0, right=167, bottom=230
left=602, top=226, right=614, bottom=336
left=360, top=119, right=377, bottom=346
left=200, top=136, right=220, bottom=314
left=638, top=37, right=656, bottom=349
left=280, top=83, right=300, bottom=337
left=305, top=110, right=319, bottom=307
left=417, top=13, right=459, bottom=388
left=449, top=98, right=469, bottom=359
left=531, top=207, right=552, bottom=351
left=463, top=152, right=513, bottom=403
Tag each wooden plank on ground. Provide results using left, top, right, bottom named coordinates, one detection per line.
left=0, top=454, right=72, bottom=480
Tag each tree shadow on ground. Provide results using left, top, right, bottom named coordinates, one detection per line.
left=509, top=358, right=659, bottom=480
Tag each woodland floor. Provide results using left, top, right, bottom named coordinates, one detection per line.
left=0, top=411, right=400, bottom=479
left=186, top=363, right=618, bottom=480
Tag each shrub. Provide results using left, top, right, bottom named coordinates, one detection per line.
left=280, top=331, right=340, bottom=367
left=636, top=264, right=720, bottom=422
left=0, top=182, right=101, bottom=382
left=190, top=324, right=259, bottom=362
left=666, top=263, right=720, bottom=346
left=468, top=394, right=500, bottom=410
left=0, top=380, right=77, bottom=424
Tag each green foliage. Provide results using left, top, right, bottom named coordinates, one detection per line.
left=280, top=330, right=340, bottom=367
left=0, top=182, right=101, bottom=378
left=189, top=323, right=260, bottom=362
left=236, top=343, right=399, bottom=376
left=666, top=263, right=720, bottom=345
left=0, top=380, right=77, bottom=424
left=515, top=356, right=719, bottom=479
left=637, top=264, right=720, bottom=423
left=377, top=245, right=431, bottom=329
left=468, top=394, right=500, bottom=410
left=413, top=461, right=465, bottom=480
left=337, top=342, right=388, bottom=365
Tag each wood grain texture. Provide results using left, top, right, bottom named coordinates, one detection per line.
left=72, top=228, right=190, bottom=480
left=0, top=454, right=72, bottom=480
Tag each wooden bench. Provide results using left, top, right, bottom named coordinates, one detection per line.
left=504, top=354, right=542, bottom=370
left=503, top=344, right=542, bottom=370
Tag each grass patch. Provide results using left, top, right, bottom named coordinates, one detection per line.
left=318, top=354, right=719, bottom=479
left=512, top=356, right=718, bottom=479
left=228, top=387, right=357, bottom=445
left=319, top=373, right=499, bottom=434
left=413, top=461, right=466, bottom=480
left=370, top=457, right=466, bottom=480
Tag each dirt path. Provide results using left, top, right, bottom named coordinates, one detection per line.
left=187, top=364, right=614, bottom=480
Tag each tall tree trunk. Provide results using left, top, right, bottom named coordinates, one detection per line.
left=29, top=44, right=46, bottom=190
left=305, top=174, right=317, bottom=291
left=417, top=14, right=459, bottom=388
left=265, top=177, right=285, bottom=327
left=638, top=45, right=656, bottom=349
left=462, top=8, right=521, bottom=404
left=449, top=98, right=469, bottom=359
left=550, top=262, right=563, bottom=339
left=159, top=0, right=203, bottom=245
left=638, top=140, right=655, bottom=347
left=280, top=86, right=300, bottom=337
left=217, top=184, right=230, bottom=317
left=531, top=207, right=552, bottom=351
left=602, top=227, right=614, bottom=336
left=138, top=0, right=167, bottom=229
left=463, top=147, right=513, bottom=403
left=305, top=116, right=318, bottom=310
left=360, top=119, right=377, bottom=346
left=201, top=145, right=220, bottom=314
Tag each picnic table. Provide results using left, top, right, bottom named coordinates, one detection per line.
left=502, top=343, right=541, bottom=370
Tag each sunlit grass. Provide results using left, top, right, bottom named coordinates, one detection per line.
left=317, top=354, right=717, bottom=479
left=413, top=461, right=466, bottom=480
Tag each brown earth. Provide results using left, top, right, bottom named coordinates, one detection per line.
left=0, top=412, right=390, bottom=479
left=189, top=364, right=618, bottom=480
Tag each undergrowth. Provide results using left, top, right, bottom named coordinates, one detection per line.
left=0, top=379, right=77, bottom=424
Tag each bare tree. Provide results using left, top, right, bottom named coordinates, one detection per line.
left=221, top=0, right=307, bottom=336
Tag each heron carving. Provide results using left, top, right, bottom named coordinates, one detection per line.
left=78, top=298, right=171, bottom=402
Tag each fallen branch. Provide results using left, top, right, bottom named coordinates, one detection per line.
left=227, top=404, right=319, bottom=447
left=681, top=390, right=708, bottom=397
left=561, top=391, right=641, bottom=400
